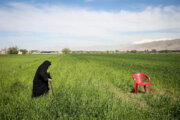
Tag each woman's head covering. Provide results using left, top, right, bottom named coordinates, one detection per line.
left=38, top=60, right=51, bottom=72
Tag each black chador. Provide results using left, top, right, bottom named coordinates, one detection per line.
left=32, top=60, right=52, bottom=98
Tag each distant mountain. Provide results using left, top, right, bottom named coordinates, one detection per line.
left=121, top=39, right=180, bottom=51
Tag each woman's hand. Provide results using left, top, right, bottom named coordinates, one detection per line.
left=48, top=78, right=52, bottom=82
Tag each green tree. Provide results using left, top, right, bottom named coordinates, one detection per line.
left=151, top=49, right=157, bottom=53
left=8, top=46, right=18, bottom=54
left=131, top=50, right=137, bottom=53
left=20, top=49, right=28, bottom=54
left=62, top=48, right=71, bottom=54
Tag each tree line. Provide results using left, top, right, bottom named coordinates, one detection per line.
left=7, top=46, right=28, bottom=54
left=1, top=46, right=179, bottom=54
left=1, top=47, right=71, bottom=54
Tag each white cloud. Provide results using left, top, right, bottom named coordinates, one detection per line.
left=0, top=2, right=180, bottom=50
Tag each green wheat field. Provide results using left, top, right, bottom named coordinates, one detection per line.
left=0, top=54, right=180, bottom=119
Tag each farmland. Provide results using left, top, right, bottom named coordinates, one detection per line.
left=0, top=54, right=180, bottom=119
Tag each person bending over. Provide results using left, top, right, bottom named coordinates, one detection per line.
left=32, top=60, right=52, bottom=98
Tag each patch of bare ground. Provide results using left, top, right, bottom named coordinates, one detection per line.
left=153, top=89, right=180, bottom=101
left=110, top=87, right=152, bottom=109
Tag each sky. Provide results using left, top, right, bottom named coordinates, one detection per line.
left=0, top=0, right=180, bottom=51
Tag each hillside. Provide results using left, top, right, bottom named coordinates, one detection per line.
left=121, top=39, right=180, bottom=51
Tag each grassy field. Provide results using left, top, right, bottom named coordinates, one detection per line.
left=0, top=54, right=180, bottom=120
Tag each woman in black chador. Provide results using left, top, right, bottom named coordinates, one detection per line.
left=32, top=60, right=52, bottom=98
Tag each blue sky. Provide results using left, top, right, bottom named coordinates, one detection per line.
left=1, top=0, right=180, bottom=11
left=0, top=0, right=180, bottom=50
